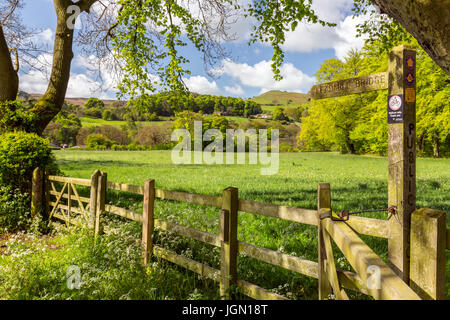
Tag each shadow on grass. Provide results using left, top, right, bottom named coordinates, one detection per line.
left=56, top=159, right=151, bottom=168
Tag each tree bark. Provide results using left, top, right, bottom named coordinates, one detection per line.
left=345, top=134, right=356, bottom=154
left=418, top=132, right=425, bottom=154
left=27, top=0, right=98, bottom=134
left=29, top=0, right=77, bottom=134
left=0, top=25, right=19, bottom=101
left=433, top=131, right=440, bottom=158
left=373, top=0, right=450, bottom=75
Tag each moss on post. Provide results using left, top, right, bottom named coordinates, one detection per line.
left=410, top=208, right=446, bottom=300
left=95, top=171, right=107, bottom=237
left=220, top=187, right=238, bottom=300
left=142, top=179, right=155, bottom=265
left=89, top=170, right=100, bottom=229
left=31, top=167, right=43, bottom=218
left=317, top=183, right=332, bottom=300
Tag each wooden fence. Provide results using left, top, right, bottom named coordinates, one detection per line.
left=31, top=168, right=448, bottom=300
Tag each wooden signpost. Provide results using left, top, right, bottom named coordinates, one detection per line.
left=309, top=72, right=388, bottom=99
left=387, top=45, right=416, bottom=282
left=309, top=45, right=417, bottom=283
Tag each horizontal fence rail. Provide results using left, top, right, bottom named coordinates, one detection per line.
left=48, top=175, right=92, bottom=187
left=155, top=219, right=221, bottom=247
left=107, top=181, right=222, bottom=208
left=49, top=190, right=90, bottom=204
left=239, top=199, right=317, bottom=225
left=39, top=170, right=447, bottom=300
left=238, top=241, right=318, bottom=278
left=156, top=189, right=222, bottom=208
left=239, top=199, right=390, bottom=239
left=105, top=204, right=143, bottom=223
left=107, top=181, right=392, bottom=239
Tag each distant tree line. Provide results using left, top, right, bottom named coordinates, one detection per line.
left=38, top=92, right=265, bottom=148
left=133, top=92, right=263, bottom=119
left=52, top=93, right=264, bottom=123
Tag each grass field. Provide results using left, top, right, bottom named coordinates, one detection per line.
left=53, top=151, right=450, bottom=214
left=52, top=151, right=449, bottom=298
left=1, top=151, right=448, bottom=299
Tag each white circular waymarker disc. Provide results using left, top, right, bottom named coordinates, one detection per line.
left=389, top=95, right=402, bottom=111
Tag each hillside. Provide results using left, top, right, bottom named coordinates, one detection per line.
left=20, top=90, right=311, bottom=110
left=22, top=93, right=122, bottom=107
left=250, top=90, right=310, bottom=106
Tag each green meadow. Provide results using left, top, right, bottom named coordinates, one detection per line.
left=1, top=151, right=448, bottom=299
left=57, top=151, right=450, bottom=296
left=53, top=150, right=450, bottom=215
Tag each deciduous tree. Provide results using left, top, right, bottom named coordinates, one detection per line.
left=0, top=0, right=449, bottom=137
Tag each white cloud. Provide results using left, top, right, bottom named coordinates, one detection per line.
left=225, top=0, right=354, bottom=45
left=73, top=54, right=118, bottom=90
left=66, top=73, right=113, bottom=99
left=19, top=69, right=49, bottom=94
left=239, top=0, right=367, bottom=60
left=281, top=13, right=368, bottom=60
left=215, top=59, right=315, bottom=94
left=183, top=75, right=221, bottom=95
left=33, top=28, right=54, bottom=45
left=311, top=0, right=354, bottom=22
left=224, top=84, right=244, bottom=96
left=333, top=15, right=367, bottom=60
left=18, top=53, right=53, bottom=94
left=19, top=53, right=117, bottom=99
left=282, top=23, right=338, bottom=53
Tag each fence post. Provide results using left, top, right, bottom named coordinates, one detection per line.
left=95, top=171, right=107, bottom=237
left=410, top=208, right=446, bottom=300
left=31, top=167, right=43, bottom=218
left=220, top=187, right=238, bottom=300
left=142, top=179, right=155, bottom=265
left=67, top=181, right=72, bottom=216
left=317, top=183, right=332, bottom=300
left=387, top=45, right=417, bottom=282
left=89, top=170, right=100, bottom=230
left=43, top=169, right=50, bottom=221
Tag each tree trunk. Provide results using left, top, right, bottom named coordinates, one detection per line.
left=373, top=0, right=450, bottom=75
left=29, top=0, right=77, bottom=134
left=433, top=131, right=440, bottom=158
left=345, top=136, right=356, bottom=154
left=418, top=132, right=425, bottom=154
left=0, top=25, right=19, bottom=101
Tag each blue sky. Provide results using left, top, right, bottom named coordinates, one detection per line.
left=17, top=0, right=367, bottom=99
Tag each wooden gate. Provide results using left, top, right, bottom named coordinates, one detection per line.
left=309, top=45, right=447, bottom=299
left=317, top=184, right=422, bottom=300
left=32, top=168, right=107, bottom=231
left=48, top=176, right=90, bottom=226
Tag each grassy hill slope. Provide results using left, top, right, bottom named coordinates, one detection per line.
left=25, top=93, right=122, bottom=107
left=250, top=90, right=310, bottom=106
